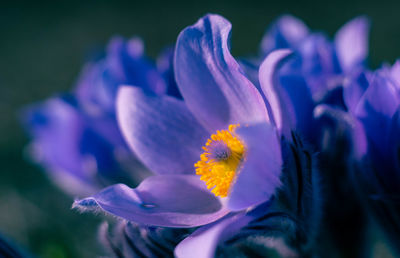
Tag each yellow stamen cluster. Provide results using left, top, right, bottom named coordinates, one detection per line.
left=195, top=124, right=245, bottom=197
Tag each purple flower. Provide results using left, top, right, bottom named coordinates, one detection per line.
left=22, top=36, right=173, bottom=196
left=74, top=14, right=287, bottom=228
left=23, top=95, right=132, bottom=196
left=75, top=37, right=168, bottom=114
left=344, top=63, right=400, bottom=167
left=256, top=15, right=370, bottom=142
left=254, top=15, right=373, bottom=256
left=343, top=61, right=400, bottom=251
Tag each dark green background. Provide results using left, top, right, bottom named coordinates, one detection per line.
left=1, top=1, right=399, bottom=257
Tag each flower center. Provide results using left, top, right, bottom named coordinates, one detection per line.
left=195, top=124, right=245, bottom=197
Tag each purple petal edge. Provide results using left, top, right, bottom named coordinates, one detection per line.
left=73, top=175, right=230, bottom=228
left=259, top=49, right=294, bottom=138
left=174, top=14, right=269, bottom=132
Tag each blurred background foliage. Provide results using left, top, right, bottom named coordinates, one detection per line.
left=1, top=0, right=400, bottom=257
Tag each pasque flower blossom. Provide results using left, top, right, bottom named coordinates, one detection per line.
left=75, top=14, right=377, bottom=257
left=74, top=14, right=286, bottom=227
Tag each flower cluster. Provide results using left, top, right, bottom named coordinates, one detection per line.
left=23, top=13, right=400, bottom=257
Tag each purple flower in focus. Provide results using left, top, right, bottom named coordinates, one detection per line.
left=22, top=36, right=174, bottom=196
left=74, top=14, right=288, bottom=227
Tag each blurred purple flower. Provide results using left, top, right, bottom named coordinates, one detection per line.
left=244, top=15, right=372, bottom=256
left=22, top=36, right=175, bottom=196
left=75, top=37, right=168, bottom=114
left=343, top=61, right=400, bottom=252
left=242, top=15, right=370, bottom=143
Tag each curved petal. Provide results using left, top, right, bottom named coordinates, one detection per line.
left=175, top=213, right=250, bottom=258
left=259, top=49, right=296, bottom=137
left=116, top=86, right=208, bottom=175
left=335, top=16, right=370, bottom=72
left=176, top=201, right=295, bottom=258
left=174, top=14, right=269, bottom=132
left=228, top=123, right=282, bottom=211
left=73, top=175, right=229, bottom=227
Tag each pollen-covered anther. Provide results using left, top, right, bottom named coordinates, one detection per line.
left=194, top=124, right=246, bottom=197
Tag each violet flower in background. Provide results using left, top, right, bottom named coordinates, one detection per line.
left=342, top=61, right=400, bottom=253
left=22, top=36, right=176, bottom=196
left=243, top=15, right=369, bottom=142
left=252, top=15, right=372, bottom=256
left=75, top=37, right=169, bottom=114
